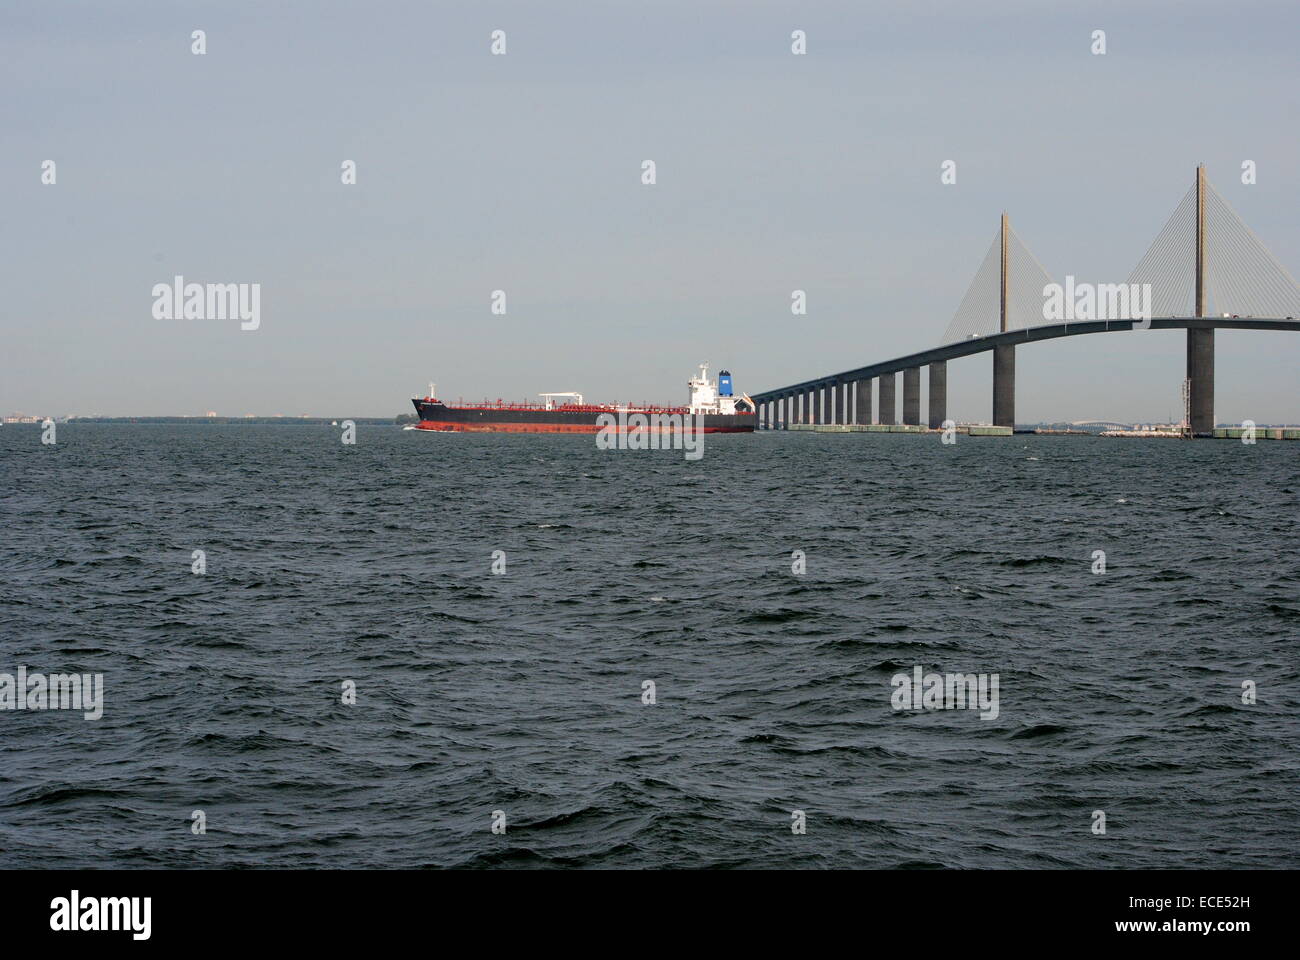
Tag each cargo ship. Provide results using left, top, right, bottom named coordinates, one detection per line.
left=410, top=363, right=756, bottom=433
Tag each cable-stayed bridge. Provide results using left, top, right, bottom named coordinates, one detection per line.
left=750, top=167, right=1300, bottom=436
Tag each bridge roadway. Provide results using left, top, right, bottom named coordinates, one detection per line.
left=749, top=316, right=1300, bottom=432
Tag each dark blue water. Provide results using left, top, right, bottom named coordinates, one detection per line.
left=1, top=424, right=1297, bottom=868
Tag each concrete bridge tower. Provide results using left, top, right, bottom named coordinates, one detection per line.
left=1188, top=164, right=1214, bottom=435
left=992, top=212, right=1015, bottom=428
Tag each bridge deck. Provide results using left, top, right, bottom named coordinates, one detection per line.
left=750, top=317, right=1300, bottom=402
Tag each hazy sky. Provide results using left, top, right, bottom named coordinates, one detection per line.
left=4, top=0, right=1298, bottom=421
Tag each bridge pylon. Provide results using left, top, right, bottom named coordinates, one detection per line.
left=993, top=212, right=1015, bottom=427
left=1188, top=164, right=1214, bottom=435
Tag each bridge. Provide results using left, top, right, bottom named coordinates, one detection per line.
left=750, top=167, right=1300, bottom=436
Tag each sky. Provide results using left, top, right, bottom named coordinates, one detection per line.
left=3, top=0, right=1298, bottom=422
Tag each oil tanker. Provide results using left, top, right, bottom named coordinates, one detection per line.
left=410, top=363, right=756, bottom=433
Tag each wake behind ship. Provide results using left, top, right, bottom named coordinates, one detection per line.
left=411, top=364, right=756, bottom=433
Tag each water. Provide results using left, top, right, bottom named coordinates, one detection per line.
left=1, top=424, right=1297, bottom=868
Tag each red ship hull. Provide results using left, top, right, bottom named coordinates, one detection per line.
left=410, top=399, right=755, bottom=434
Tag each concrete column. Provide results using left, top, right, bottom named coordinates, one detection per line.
left=993, top=344, right=1015, bottom=428
left=854, top=379, right=872, bottom=425
left=1195, top=165, right=1207, bottom=318
left=1188, top=329, right=1214, bottom=435
left=902, top=367, right=921, bottom=425
left=928, top=361, right=947, bottom=429
left=816, top=387, right=825, bottom=425
left=878, top=373, right=896, bottom=425
left=807, top=389, right=815, bottom=424
left=1000, top=212, right=1009, bottom=333
left=1189, top=166, right=1214, bottom=436
left=835, top=383, right=846, bottom=424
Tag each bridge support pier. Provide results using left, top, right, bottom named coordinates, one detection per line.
left=805, top=388, right=814, bottom=424
left=1188, top=329, right=1214, bottom=436
left=902, top=367, right=921, bottom=425
left=836, top=383, right=847, bottom=424
left=854, top=378, right=871, bottom=425
left=993, top=344, right=1015, bottom=428
left=928, top=361, right=947, bottom=429
left=879, top=373, right=896, bottom=425
left=816, top=387, right=825, bottom=425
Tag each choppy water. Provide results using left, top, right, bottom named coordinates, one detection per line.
left=1, top=424, right=1297, bottom=868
